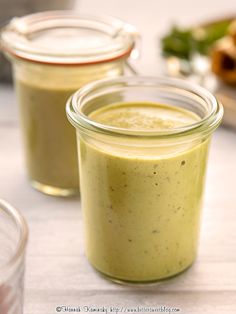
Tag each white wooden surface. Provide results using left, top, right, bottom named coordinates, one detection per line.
left=1, top=0, right=236, bottom=313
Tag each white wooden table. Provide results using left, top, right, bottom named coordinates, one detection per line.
left=1, top=0, right=236, bottom=313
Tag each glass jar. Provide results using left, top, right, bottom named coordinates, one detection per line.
left=66, top=76, right=223, bottom=284
left=1, top=11, right=138, bottom=196
left=0, top=199, right=28, bottom=313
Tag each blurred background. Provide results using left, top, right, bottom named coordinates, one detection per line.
left=77, top=0, right=236, bottom=75
left=1, top=0, right=236, bottom=126
left=0, top=0, right=236, bottom=77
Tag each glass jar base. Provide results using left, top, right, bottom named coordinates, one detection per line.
left=30, top=180, right=79, bottom=197
left=90, top=262, right=194, bottom=286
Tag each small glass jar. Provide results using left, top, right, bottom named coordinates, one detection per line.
left=0, top=199, right=28, bottom=313
left=67, top=76, right=223, bottom=284
left=1, top=11, right=138, bottom=196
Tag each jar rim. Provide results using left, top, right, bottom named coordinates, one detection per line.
left=66, top=76, right=224, bottom=139
left=0, top=199, right=28, bottom=275
left=1, top=11, right=137, bottom=65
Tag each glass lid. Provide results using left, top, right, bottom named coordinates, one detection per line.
left=1, top=11, right=137, bottom=65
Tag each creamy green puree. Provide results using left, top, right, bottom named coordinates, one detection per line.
left=14, top=60, right=124, bottom=195
left=79, top=102, right=209, bottom=282
left=15, top=81, right=78, bottom=190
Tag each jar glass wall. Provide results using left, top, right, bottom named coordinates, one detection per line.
left=0, top=199, right=28, bottom=313
left=67, top=76, right=223, bottom=283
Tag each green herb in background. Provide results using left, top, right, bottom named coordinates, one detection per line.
left=161, top=19, right=232, bottom=60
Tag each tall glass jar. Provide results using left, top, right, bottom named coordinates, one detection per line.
left=1, top=11, right=138, bottom=196
left=67, top=76, right=223, bottom=284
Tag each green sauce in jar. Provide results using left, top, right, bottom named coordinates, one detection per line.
left=79, top=101, right=209, bottom=282
left=1, top=12, right=137, bottom=196
left=16, top=80, right=79, bottom=191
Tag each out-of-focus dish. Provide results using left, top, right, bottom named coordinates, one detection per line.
left=161, top=16, right=236, bottom=129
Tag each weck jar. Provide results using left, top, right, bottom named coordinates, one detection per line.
left=67, top=76, right=223, bottom=283
left=1, top=11, right=138, bottom=196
